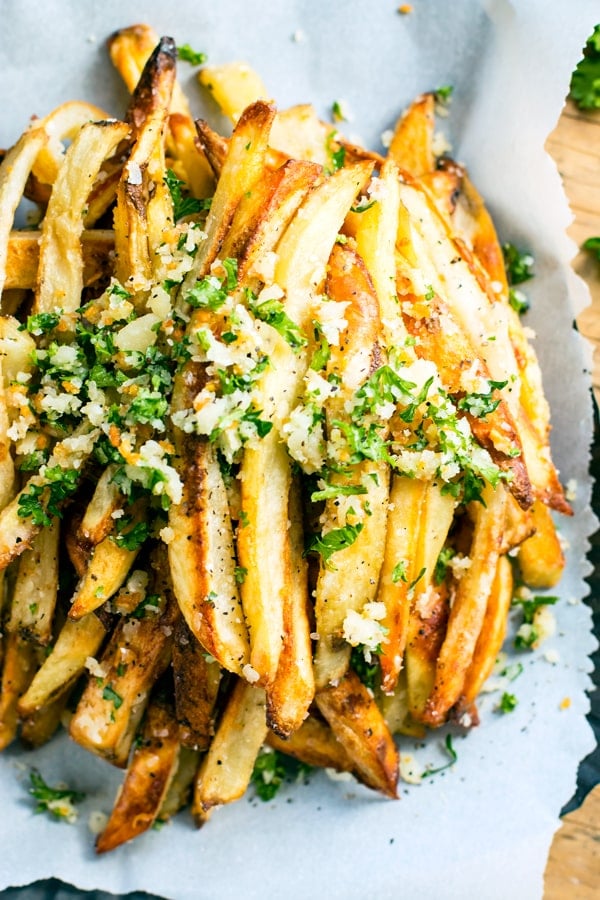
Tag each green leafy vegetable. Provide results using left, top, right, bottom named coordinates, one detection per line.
left=350, top=645, right=380, bottom=690
left=102, top=684, right=124, bottom=709
left=29, top=770, right=85, bottom=822
left=164, top=168, right=211, bottom=221
left=250, top=297, right=307, bottom=350
left=306, top=521, right=364, bottom=564
left=434, top=546, right=455, bottom=585
left=251, top=749, right=312, bottom=801
left=498, top=692, right=518, bottom=713
left=177, top=43, right=207, bottom=66
left=422, top=734, right=458, bottom=777
left=570, top=25, right=600, bottom=109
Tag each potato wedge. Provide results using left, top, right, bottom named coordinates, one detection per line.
left=316, top=670, right=399, bottom=798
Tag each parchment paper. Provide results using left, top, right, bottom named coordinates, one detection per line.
left=0, top=1, right=598, bottom=898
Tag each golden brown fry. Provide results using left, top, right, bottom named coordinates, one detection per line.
left=34, top=120, right=129, bottom=315
left=377, top=477, right=427, bottom=693
left=68, top=510, right=145, bottom=620
left=313, top=244, right=389, bottom=688
left=457, top=554, right=514, bottom=712
left=32, top=100, right=111, bottom=187
left=168, top=437, right=250, bottom=675
left=192, top=680, right=267, bottom=817
left=316, top=670, right=399, bottom=798
left=20, top=690, right=69, bottom=748
left=0, top=633, right=38, bottom=749
left=69, top=587, right=176, bottom=767
left=266, top=477, right=314, bottom=737
left=4, top=229, right=115, bottom=292
left=8, top=519, right=59, bottom=644
left=422, top=483, right=508, bottom=726
left=172, top=618, right=221, bottom=750
left=113, top=38, right=175, bottom=296
left=179, top=100, right=276, bottom=300
left=78, top=465, right=124, bottom=547
left=517, top=500, right=565, bottom=589
left=387, top=92, right=436, bottom=177
left=0, top=126, right=48, bottom=296
left=158, top=746, right=200, bottom=820
left=198, top=63, right=270, bottom=124
left=168, top=112, right=215, bottom=199
left=96, top=696, right=180, bottom=853
left=266, top=714, right=355, bottom=772
left=17, top=613, right=107, bottom=716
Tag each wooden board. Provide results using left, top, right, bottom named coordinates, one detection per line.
left=544, top=99, right=600, bottom=896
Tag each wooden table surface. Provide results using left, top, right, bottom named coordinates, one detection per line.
left=543, top=99, right=599, bottom=898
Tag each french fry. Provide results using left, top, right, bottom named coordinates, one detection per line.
left=0, top=127, right=49, bottom=296
left=172, top=617, right=221, bottom=750
left=387, top=92, right=436, bottom=177
left=17, top=613, right=107, bottom=717
left=68, top=502, right=147, bottom=620
left=96, top=695, right=180, bottom=853
left=69, top=588, right=176, bottom=767
left=457, top=553, right=514, bottom=713
left=168, top=438, right=250, bottom=675
left=422, top=483, right=508, bottom=726
left=266, top=477, right=314, bottom=737
left=34, top=120, right=129, bottom=315
left=78, top=465, right=124, bottom=547
left=198, top=63, right=270, bottom=124
left=20, top=690, right=69, bottom=748
left=266, top=714, right=355, bottom=772
left=0, top=633, right=38, bottom=749
left=4, top=229, right=115, bottom=292
left=7, top=519, right=59, bottom=644
left=192, top=680, right=267, bottom=816
left=517, top=499, right=565, bottom=589
left=315, top=670, right=399, bottom=798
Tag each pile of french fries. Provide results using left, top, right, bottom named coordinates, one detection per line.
left=0, top=24, right=570, bottom=851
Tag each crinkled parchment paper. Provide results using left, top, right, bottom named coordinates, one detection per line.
left=0, top=1, right=598, bottom=898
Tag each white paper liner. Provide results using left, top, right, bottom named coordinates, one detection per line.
left=0, top=1, right=598, bottom=897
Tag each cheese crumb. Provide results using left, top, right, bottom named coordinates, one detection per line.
left=243, top=664, right=260, bottom=684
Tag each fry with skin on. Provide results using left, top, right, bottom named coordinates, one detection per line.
left=266, top=714, right=355, bottom=772
left=0, top=634, right=38, bottom=750
left=316, top=669, right=399, bottom=798
left=96, top=695, right=180, bottom=853
left=17, top=613, right=108, bottom=717
left=192, top=680, right=267, bottom=817
left=456, top=553, right=514, bottom=713
left=266, top=476, right=314, bottom=737
left=172, top=617, right=221, bottom=750
left=7, top=519, right=59, bottom=644
left=422, top=483, right=508, bottom=726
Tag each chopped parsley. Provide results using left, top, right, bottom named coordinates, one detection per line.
left=422, top=734, right=458, bottom=777
left=17, top=467, right=80, bottom=527
left=512, top=594, right=558, bottom=650
left=29, top=770, right=85, bottom=822
left=325, top=131, right=346, bottom=174
left=434, top=546, right=455, bottom=585
left=102, top=684, right=124, bottom=709
left=570, top=25, right=600, bottom=109
left=250, top=297, right=307, bottom=350
left=310, top=482, right=367, bottom=502
left=177, top=43, right=207, bottom=66
left=251, top=749, right=312, bottom=801
left=113, top=517, right=150, bottom=551
left=498, top=692, right=518, bottom=713
left=502, top=242, right=534, bottom=314
left=234, top=566, right=248, bottom=584
left=24, top=312, right=61, bottom=335
left=164, top=168, right=211, bottom=221
left=306, top=521, right=364, bottom=565
left=583, top=235, right=600, bottom=261
left=391, top=560, right=408, bottom=584
left=457, top=380, right=507, bottom=418
left=350, top=645, right=380, bottom=690
left=434, top=85, right=454, bottom=104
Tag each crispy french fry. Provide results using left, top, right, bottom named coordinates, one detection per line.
left=20, top=690, right=69, bottom=748
left=316, top=670, right=399, bottom=798
left=69, top=589, right=176, bottom=767
left=34, top=121, right=129, bottom=315
left=78, top=465, right=124, bottom=547
left=266, top=714, right=355, bottom=772
left=199, top=63, right=270, bottom=124
left=4, top=229, right=115, bottom=292
left=96, top=696, right=180, bottom=853
left=17, top=613, right=107, bottom=716
left=387, top=92, right=436, bottom=178
left=192, top=680, right=267, bottom=816
left=422, top=483, right=508, bottom=726
left=0, top=127, right=48, bottom=296
left=68, top=512, right=145, bottom=620
left=457, top=554, right=514, bottom=712
left=168, top=437, right=250, bottom=675
left=266, top=477, right=314, bottom=737
left=172, top=618, right=221, bottom=750
left=0, top=633, right=38, bottom=749
left=517, top=499, right=565, bottom=589
left=8, top=519, right=59, bottom=644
